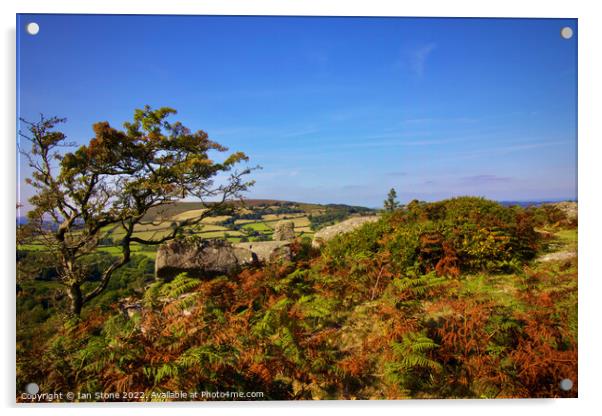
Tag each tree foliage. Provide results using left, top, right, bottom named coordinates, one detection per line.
left=19, top=106, right=255, bottom=315
left=384, top=188, right=400, bottom=212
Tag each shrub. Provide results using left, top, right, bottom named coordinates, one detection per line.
left=377, top=197, right=539, bottom=276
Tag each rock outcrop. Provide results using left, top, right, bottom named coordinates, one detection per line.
left=273, top=221, right=296, bottom=241
left=549, top=201, right=578, bottom=222
left=537, top=251, right=576, bottom=263
left=233, top=241, right=292, bottom=263
left=312, top=216, right=380, bottom=248
left=155, top=239, right=257, bottom=281
left=155, top=238, right=294, bottom=280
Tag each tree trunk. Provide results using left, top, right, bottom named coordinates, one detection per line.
left=68, top=283, right=83, bottom=316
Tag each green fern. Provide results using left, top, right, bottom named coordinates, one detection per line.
left=251, top=298, right=292, bottom=337
left=143, top=273, right=201, bottom=309
left=385, top=332, right=442, bottom=389
left=393, top=272, right=447, bottom=299
left=160, top=273, right=201, bottom=299
left=143, top=281, right=163, bottom=308
left=296, top=294, right=338, bottom=320
left=154, top=362, right=180, bottom=384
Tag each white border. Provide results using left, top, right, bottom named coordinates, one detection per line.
left=2, top=1, right=600, bottom=415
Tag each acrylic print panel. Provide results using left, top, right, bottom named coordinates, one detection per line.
left=16, top=14, right=577, bottom=402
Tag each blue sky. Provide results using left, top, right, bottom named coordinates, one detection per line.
left=17, top=15, right=577, bottom=208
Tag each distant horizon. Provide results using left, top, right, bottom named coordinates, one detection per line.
left=17, top=15, right=577, bottom=211
left=16, top=196, right=578, bottom=220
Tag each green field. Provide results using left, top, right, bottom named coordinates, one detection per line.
left=17, top=201, right=365, bottom=258
left=242, top=222, right=274, bottom=232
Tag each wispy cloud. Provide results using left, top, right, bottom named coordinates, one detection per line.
left=252, top=134, right=484, bottom=160
left=410, top=43, right=437, bottom=77
left=280, top=127, right=321, bottom=138
left=451, top=140, right=569, bottom=160
left=305, top=49, right=330, bottom=65
left=399, top=116, right=478, bottom=125
left=461, top=174, right=513, bottom=184
left=210, top=125, right=321, bottom=141
left=333, top=135, right=474, bottom=150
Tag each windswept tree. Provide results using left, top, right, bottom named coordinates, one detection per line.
left=19, top=106, right=256, bottom=316
left=384, top=188, right=400, bottom=212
